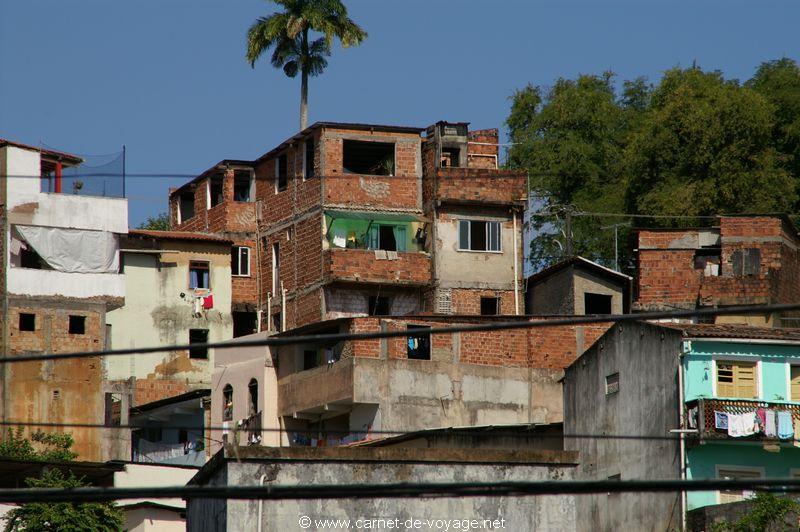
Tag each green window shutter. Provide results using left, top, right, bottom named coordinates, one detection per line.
left=394, top=226, right=406, bottom=251
left=368, top=226, right=379, bottom=250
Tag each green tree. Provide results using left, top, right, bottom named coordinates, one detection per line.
left=0, top=429, right=124, bottom=532
left=624, top=67, right=794, bottom=220
left=710, top=492, right=800, bottom=532
left=246, top=0, right=367, bottom=130
left=137, top=212, right=171, bottom=231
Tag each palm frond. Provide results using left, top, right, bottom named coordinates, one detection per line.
left=283, top=60, right=299, bottom=78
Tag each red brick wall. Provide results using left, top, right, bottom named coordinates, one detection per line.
left=435, top=168, right=526, bottom=205
left=231, top=237, right=258, bottom=307
left=451, top=289, right=517, bottom=315
left=467, top=128, right=499, bottom=169
left=132, top=378, right=190, bottom=406
left=324, top=249, right=431, bottom=285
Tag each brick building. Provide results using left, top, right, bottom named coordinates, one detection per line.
left=634, top=215, right=800, bottom=326
left=1, top=139, right=131, bottom=461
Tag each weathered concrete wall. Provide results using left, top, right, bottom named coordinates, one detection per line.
left=573, top=268, right=625, bottom=315
left=106, top=240, right=233, bottom=383
left=563, top=322, right=683, bottom=532
left=187, top=447, right=577, bottom=532
left=528, top=266, right=575, bottom=315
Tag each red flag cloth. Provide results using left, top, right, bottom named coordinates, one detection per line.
left=202, top=295, right=214, bottom=309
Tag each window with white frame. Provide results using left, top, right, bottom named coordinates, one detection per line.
left=716, top=466, right=762, bottom=504
left=231, top=246, right=250, bottom=277
left=790, top=365, right=800, bottom=402
left=458, top=220, right=501, bottom=252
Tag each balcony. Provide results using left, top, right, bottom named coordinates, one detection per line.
left=324, top=248, right=431, bottom=286
left=240, top=411, right=263, bottom=446
left=435, top=168, right=527, bottom=207
left=686, top=398, right=800, bottom=441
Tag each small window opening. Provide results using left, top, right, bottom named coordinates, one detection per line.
left=694, top=249, right=721, bottom=276
left=189, top=261, right=210, bottom=289
left=368, top=296, right=391, bottom=316
left=19, top=313, right=36, bottom=331
left=104, top=393, right=122, bottom=426
left=19, top=243, right=47, bottom=269
left=222, top=384, right=233, bottom=421
left=179, top=429, right=189, bottom=444
left=458, top=220, right=501, bottom=252
left=189, top=329, right=209, bottom=359
left=343, top=140, right=394, bottom=175
left=144, top=427, right=162, bottom=442
left=179, top=191, right=195, bottom=222
left=232, top=311, right=257, bottom=338
left=276, top=154, right=288, bottom=192
left=209, top=174, right=224, bottom=208
left=271, top=242, right=280, bottom=294
left=480, top=297, right=500, bottom=316
left=584, top=293, right=612, bottom=315
left=233, top=170, right=252, bottom=202
left=231, top=246, right=250, bottom=277
left=407, top=325, right=431, bottom=360
left=379, top=226, right=397, bottom=251
left=606, top=372, right=620, bottom=395
left=68, top=315, right=86, bottom=334
left=304, top=139, right=315, bottom=179
left=732, top=248, right=761, bottom=277
left=272, top=311, right=282, bottom=333
left=303, top=350, right=319, bottom=371
left=248, top=378, right=259, bottom=415
left=441, top=147, right=460, bottom=168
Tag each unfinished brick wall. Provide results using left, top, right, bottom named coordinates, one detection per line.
left=435, top=168, right=527, bottom=205
left=132, top=378, right=190, bottom=406
left=467, top=128, right=499, bottom=169
left=231, top=237, right=258, bottom=308
left=324, top=249, right=431, bottom=285
left=451, top=289, right=517, bottom=315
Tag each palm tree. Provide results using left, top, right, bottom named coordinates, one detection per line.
left=247, top=0, right=367, bottom=130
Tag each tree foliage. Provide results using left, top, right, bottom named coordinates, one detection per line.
left=710, top=492, right=800, bottom=532
left=137, top=212, right=171, bottom=231
left=507, top=58, right=800, bottom=271
left=0, top=429, right=124, bottom=532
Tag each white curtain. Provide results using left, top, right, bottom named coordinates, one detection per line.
left=15, top=225, right=119, bottom=273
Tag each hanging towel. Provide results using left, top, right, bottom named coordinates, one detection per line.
left=778, top=411, right=794, bottom=440
left=202, top=294, right=214, bottom=310
left=192, top=297, right=203, bottom=316
left=728, top=413, right=757, bottom=437
left=714, top=411, right=729, bottom=430
left=795, top=415, right=800, bottom=448
left=765, top=410, right=777, bottom=438
left=756, top=408, right=767, bottom=430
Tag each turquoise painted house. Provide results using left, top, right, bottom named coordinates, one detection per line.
left=678, top=327, right=800, bottom=509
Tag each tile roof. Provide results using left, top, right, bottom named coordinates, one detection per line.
left=128, top=229, right=232, bottom=243
left=657, top=322, right=800, bottom=342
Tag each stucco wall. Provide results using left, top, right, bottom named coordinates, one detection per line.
left=573, top=269, right=625, bottom=315
left=528, top=266, right=575, bottom=315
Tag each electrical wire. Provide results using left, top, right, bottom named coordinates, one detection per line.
left=2, top=302, right=798, bottom=364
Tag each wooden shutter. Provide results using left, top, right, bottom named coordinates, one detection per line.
left=791, top=366, right=800, bottom=402
left=716, top=361, right=757, bottom=398
left=716, top=362, right=735, bottom=397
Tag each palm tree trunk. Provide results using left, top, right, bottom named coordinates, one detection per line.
left=300, top=68, right=308, bottom=131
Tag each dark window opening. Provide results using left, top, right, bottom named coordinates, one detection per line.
left=732, top=248, right=761, bottom=277
left=222, top=384, right=233, bottom=421
left=585, top=293, right=612, bottom=315
left=606, top=373, right=620, bottom=395
left=179, top=191, right=195, bottom=222
left=366, top=224, right=407, bottom=252
left=189, top=329, right=209, bottom=359
left=231, top=246, right=250, bottom=276
left=407, top=325, right=431, bottom=360
left=368, top=296, right=391, bottom=316
left=104, top=393, right=122, bottom=427
left=343, top=140, right=395, bottom=176
left=20, top=245, right=46, bottom=269
left=458, top=220, right=500, bottom=252
left=378, top=225, right=397, bottom=251
left=189, top=261, right=210, bottom=289
left=694, top=249, right=721, bottom=276
left=19, top=313, right=36, bottom=331
left=480, top=297, right=500, bottom=316
left=272, top=311, right=282, bottom=333
left=179, top=429, right=189, bottom=444
left=144, top=427, right=162, bottom=442
left=209, top=174, right=224, bottom=207
left=441, top=147, right=460, bottom=168
left=303, top=350, right=319, bottom=371
left=304, top=139, right=315, bottom=179
left=233, top=170, right=252, bottom=202
left=248, top=378, right=259, bottom=414
left=276, top=154, right=288, bottom=192
left=233, top=311, right=257, bottom=338
left=272, top=242, right=280, bottom=294
left=68, top=315, right=86, bottom=334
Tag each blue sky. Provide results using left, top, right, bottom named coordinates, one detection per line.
left=2, top=0, right=798, bottom=227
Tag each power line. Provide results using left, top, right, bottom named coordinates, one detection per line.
left=1, top=302, right=798, bottom=364
left=2, top=478, right=800, bottom=504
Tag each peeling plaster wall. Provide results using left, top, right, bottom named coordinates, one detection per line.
left=107, top=241, right=233, bottom=384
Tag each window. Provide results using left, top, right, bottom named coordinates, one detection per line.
left=178, top=191, right=194, bottom=223
left=189, top=261, right=210, bottom=289
left=104, top=393, right=122, bottom=427
left=368, top=296, right=391, bottom=316
left=68, top=315, right=86, bottom=335
left=791, top=366, right=800, bottom=402
left=275, top=154, right=288, bottom=192
left=303, top=350, right=319, bottom=371
left=271, top=243, right=280, bottom=295
left=189, top=329, right=209, bottom=359
left=208, top=174, right=224, bottom=208
left=407, top=325, right=431, bottom=360
left=222, top=384, right=233, bottom=421
left=732, top=248, right=761, bottom=277
left=248, top=378, right=259, bottom=415
left=694, top=249, right=721, bottom=276
left=233, top=170, right=253, bottom=202
left=232, top=311, right=257, bottom=338
left=19, top=313, right=35, bottom=331
left=367, top=225, right=407, bottom=252
left=458, top=220, right=501, bottom=252
left=441, top=147, right=460, bottom=168
left=716, top=360, right=757, bottom=398
left=480, top=297, right=499, bottom=316
left=606, top=373, right=620, bottom=395
left=144, top=427, right=162, bottom=442
left=272, top=311, right=282, bottom=333
left=717, top=467, right=762, bottom=504
left=584, top=293, right=612, bottom=315
left=231, top=246, right=250, bottom=277
left=343, top=140, right=394, bottom=175
left=304, top=139, right=315, bottom=180
left=179, top=429, right=189, bottom=444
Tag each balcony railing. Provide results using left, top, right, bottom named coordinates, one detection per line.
left=686, top=398, right=800, bottom=440
left=240, top=411, right=262, bottom=446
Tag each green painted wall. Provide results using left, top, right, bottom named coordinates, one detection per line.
left=324, top=214, right=422, bottom=252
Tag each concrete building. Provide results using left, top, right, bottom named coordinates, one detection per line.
left=526, top=255, right=631, bottom=315
left=563, top=320, right=800, bottom=531
left=186, top=445, right=578, bottom=532
left=107, top=229, right=234, bottom=403
left=1, top=138, right=129, bottom=462
left=634, top=215, right=800, bottom=326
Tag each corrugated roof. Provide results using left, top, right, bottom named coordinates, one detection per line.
left=128, top=229, right=233, bottom=243
left=657, top=322, right=800, bottom=342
